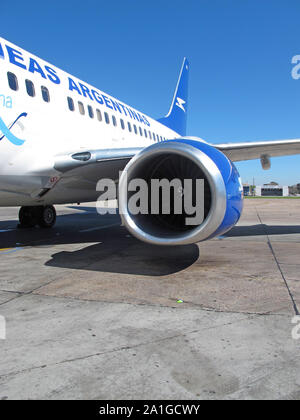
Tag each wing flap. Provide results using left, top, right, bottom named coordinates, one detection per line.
left=215, top=139, right=300, bottom=161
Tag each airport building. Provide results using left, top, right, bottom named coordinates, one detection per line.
left=255, top=183, right=289, bottom=197
left=289, top=183, right=300, bottom=195
left=243, top=183, right=255, bottom=196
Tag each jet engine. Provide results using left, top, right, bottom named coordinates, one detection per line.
left=119, top=138, right=243, bottom=245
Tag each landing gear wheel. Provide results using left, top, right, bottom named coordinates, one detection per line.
left=18, top=206, right=38, bottom=228
left=37, top=205, right=56, bottom=228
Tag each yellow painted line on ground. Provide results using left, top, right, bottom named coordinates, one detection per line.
left=0, top=247, right=23, bottom=254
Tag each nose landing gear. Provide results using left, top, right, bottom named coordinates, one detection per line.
left=18, top=205, right=56, bottom=229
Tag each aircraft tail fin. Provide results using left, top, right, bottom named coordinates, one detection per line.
left=157, top=58, right=189, bottom=136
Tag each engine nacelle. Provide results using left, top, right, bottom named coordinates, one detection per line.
left=119, top=138, right=243, bottom=245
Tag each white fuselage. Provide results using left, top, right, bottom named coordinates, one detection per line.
left=0, top=38, right=180, bottom=206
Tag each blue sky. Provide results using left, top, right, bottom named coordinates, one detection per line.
left=2, top=0, right=300, bottom=185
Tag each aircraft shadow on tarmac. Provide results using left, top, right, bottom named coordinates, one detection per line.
left=0, top=206, right=199, bottom=276
left=45, top=241, right=200, bottom=276
left=226, top=224, right=300, bottom=237
left=1, top=206, right=300, bottom=275
left=43, top=222, right=300, bottom=275
left=52, top=207, right=200, bottom=276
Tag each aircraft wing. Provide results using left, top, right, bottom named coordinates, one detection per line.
left=53, top=138, right=300, bottom=186
left=53, top=148, right=142, bottom=191
left=215, top=138, right=300, bottom=162
left=55, top=148, right=141, bottom=173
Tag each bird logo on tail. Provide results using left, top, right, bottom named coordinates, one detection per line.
left=175, top=97, right=186, bottom=113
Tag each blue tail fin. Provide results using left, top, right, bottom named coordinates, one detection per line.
left=157, top=57, right=189, bottom=136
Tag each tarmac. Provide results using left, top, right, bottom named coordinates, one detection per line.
left=0, top=198, right=299, bottom=400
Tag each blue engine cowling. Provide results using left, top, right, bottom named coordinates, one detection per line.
left=119, top=138, right=244, bottom=245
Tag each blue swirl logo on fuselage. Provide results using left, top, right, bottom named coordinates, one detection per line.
left=0, top=112, right=27, bottom=146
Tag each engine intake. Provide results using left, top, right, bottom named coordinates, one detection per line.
left=119, top=139, right=243, bottom=245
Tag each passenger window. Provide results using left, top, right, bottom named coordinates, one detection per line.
left=104, top=112, right=110, bottom=124
left=153, top=132, right=156, bottom=141
left=139, top=127, right=143, bottom=136
left=112, top=115, right=117, bottom=126
left=120, top=119, right=125, bottom=129
left=133, top=124, right=137, bottom=134
left=148, top=131, right=152, bottom=140
left=88, top=105, right=94, bottom=118
left=78, top=101, right=85, bottom=115
left=128, top=122, right=132, bottom=132
left=25, top=79, right=35, bottom=97
left=96, top=109, right=102, bottom=121
left=67, top=97, right=75, bottom=111
left=144, top=129, right=147, bottom=138
left=41, top=86, right=50, bottom=102
left=7, top=72, right=18, bottom=91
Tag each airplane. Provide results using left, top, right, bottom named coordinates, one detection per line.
left=1, top=37, right=300, bottom=246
